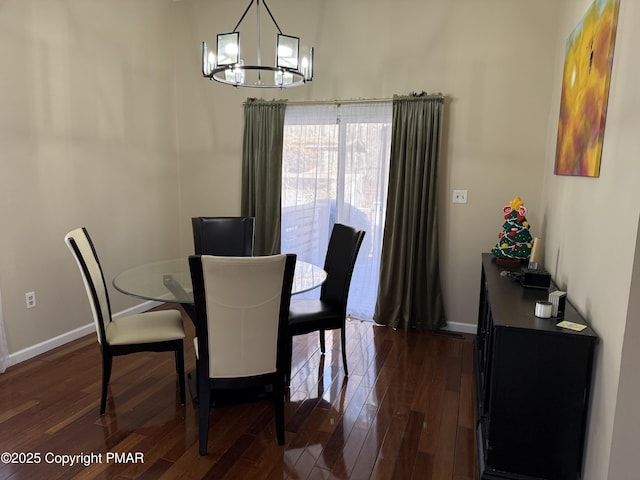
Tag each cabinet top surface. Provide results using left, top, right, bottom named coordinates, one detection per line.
left=481, top=253, right=598, bottom=339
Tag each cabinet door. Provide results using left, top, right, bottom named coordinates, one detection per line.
left=486, top=327, right=594, bottom=478
left=476, top=272, right=493, bottom=417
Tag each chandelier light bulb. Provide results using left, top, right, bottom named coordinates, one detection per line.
left=278, top=45, right=292, bottom=57
left=225, top=43, right=239, bottom=56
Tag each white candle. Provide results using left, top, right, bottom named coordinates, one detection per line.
left=529, top=237, right=543, bottom=269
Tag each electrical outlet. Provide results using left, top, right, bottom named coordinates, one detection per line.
left=25, top=291, right=36, bottom=309
left=452, top=189, right=468, bottom=204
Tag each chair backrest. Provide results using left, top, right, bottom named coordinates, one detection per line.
left=189, top=254, right=296, bottom=378
left=320, top=223, right=366, bottom=312
left=192, top=217, right=255, bottom=256
left=64, top=227, right=111, bottom=345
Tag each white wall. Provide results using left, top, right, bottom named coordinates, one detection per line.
left=0, top=0, right=181, bottom=355
left=540, top=1, right=640, bottom=478
left=608, top=217, right=640, bottom=479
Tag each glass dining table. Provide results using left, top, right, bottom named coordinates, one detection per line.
left=113, top=257, right=327, bottom=319
left=113, top=257, right=326, bottom=405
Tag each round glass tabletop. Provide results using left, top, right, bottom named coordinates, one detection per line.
left=113, top=257, right=326, bottom=305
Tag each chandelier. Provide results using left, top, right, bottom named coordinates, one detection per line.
left=201, top=0, right=314, bottom=88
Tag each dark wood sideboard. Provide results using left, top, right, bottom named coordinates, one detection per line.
left=475, top=253, right=598, bottom=479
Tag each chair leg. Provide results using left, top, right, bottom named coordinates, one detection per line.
left=175, top=343, right=186, bottom=406
left=273, top=378, right=285, bottom=445
left=341, top=327, right=348, bottom=377
left=319, top=329, right=326, bottom=354
left=100, top=353, right=113, bottom=416
left=198, top=378, right=210, bottom=455
left=285, top=336, right=293, bottom=387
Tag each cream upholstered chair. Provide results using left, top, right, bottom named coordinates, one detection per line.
left=64, top=227, right=186, bottom=415
left=189, top=253, right=296, bottom=455
left=192, top=217, right=255, bottom=256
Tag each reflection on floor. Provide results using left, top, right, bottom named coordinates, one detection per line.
left=0, top=305, right=477, bottom=479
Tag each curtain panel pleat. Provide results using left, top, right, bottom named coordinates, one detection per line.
left=241, top=98, right=287, bottom=255
left=374, top=93, right=446, bottom=330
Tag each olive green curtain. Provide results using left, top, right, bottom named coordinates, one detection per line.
left=374, top=93, right=446, bottom=330
left=241, top=98, right=287, bottom=255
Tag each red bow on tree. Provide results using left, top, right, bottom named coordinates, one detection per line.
left=503, top=205, right=528, bottom=221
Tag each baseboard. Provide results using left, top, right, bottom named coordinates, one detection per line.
left=112, top=301, right=162, bottom=320
left=6, top=300, right=161, bottom=367
left=442, top=321, right=477, bottom=335
left=6, top=304, right=476, bottom=367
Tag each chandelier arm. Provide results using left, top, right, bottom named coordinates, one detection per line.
left=261, top=0, right=283, bottom=34
left=232, top=0, right=256, bottom=32
left=256, top=0, right=262, bottom=80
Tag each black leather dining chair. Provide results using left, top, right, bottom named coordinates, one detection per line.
left=286, top=223, right=365, bottom=384
left=191, top=217, right=255, bottom=256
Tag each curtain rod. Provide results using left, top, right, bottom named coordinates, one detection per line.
left=244, top=97, right=392, bottom=106
left=245, top=94, right=444, bottom=106
left=285, top=97, right=393, bottom=106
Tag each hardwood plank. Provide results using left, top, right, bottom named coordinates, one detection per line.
left=430, top=391, right=460, bottom=480
left=0, top=398, right=40, bottom=424
left=392, top=410, right=425, bottom=479
left=0, top=310, right=478, bottom=480
left=453, top=426, right=476, bottom=480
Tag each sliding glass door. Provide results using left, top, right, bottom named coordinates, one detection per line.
left=281, top=102, right=392, bottom=320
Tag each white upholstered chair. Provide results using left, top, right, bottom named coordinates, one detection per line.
left=64, top=227, right=186, bottom=415
left=189, top=253, right=296, bottom=455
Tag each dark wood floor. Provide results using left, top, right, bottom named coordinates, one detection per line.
left=0, top=305, right=478, bottom=480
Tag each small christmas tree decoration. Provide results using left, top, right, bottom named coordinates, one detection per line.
left=491, top=196, right=533, bottom=262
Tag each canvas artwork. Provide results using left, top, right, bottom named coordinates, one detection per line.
left=554, top=0, right=620, bottom=177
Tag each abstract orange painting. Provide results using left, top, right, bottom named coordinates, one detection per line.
left=554, top=0, right=620, bottom=177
